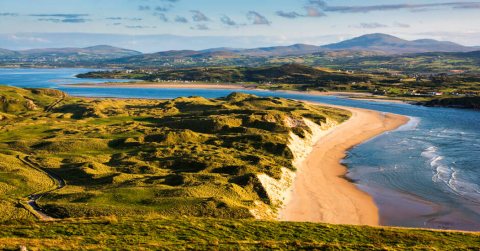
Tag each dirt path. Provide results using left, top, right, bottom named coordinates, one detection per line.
left=18, top=156, right=65, bottom=220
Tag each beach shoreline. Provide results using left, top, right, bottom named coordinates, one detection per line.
left=66, top=82, right=408, bottom=104
left=67, top=82, right=253, bottom=90
left=68, top=81, right=412, bottom=225
left=69, top=81, right=411, bottom=225
left=279, top=105, right=409, bottom=226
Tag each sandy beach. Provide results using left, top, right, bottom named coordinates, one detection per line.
left=70, top=82, right=407, bottom=103
left=69, top=82, right=251, bottom=90
left=279, top=106, right=409, bottom=225
left=72, top=81, right=410, bottom=225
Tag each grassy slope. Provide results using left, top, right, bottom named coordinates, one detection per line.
left=0, top=87, right=66, bottom=222
left=0, top=86, right=479, bottom=250
left=0, top=153, right=54, bottom=222
left=0, top=217, right=479, bottom=250
left=0, top=85, right=350, bottom=220
left=423, top=96, right=480, bottom=109
left=319, top=51, right=480, bottom=74
left=76, top=64, right=370, bottom=85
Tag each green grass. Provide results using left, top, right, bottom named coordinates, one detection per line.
left=423, top=96, right=480, bottom=109
left=0, top=86, right=64, bottom=114
left=0, top=85, right=350, bottom=221
left=0, top=153, right=54, bottom=222
left=0, top=217, right=479, bottom=250
left=0, top=85, right=479, bottom=250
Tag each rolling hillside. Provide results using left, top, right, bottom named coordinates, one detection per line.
left=1, top=33, right=479, bottom=69
left=96, top=34, right=479, bottom=68
left=0, top=86, right=479, bottom=250
left=0, top=85, right=350, bottom=220
left=0, top=48, right=19, bottom=57
left=77, top=63, right=370, bottom=85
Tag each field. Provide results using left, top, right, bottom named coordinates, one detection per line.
left=1, top=217, right=479, bottom=250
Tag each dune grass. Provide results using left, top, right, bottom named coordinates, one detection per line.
left=0, top=85, right=479, bottom=250
left=0, top=153, right=54, bottom=223
left=0, top=217, right=479, bottom=250
left=0, top=86, right=350, bottom=220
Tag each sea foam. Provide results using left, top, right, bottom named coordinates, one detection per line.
left=395, top=116, right=420, bottom=131
left=421, top=145, right=480, bottom=202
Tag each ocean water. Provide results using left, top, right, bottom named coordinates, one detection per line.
left=1, top=68, right=479, bottom=230
left=0, top=68, right=132, bottom=88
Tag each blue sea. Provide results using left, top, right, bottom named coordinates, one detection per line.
left=1, top=68, right=479, bottom=231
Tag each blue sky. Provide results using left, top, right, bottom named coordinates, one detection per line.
left=1, top=0, right=480, bottom=51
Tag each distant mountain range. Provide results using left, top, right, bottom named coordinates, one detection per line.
left=0, top=33, right=479, bottom=67
left=321, top=33, right=478, bottom=54
left=0, top=48, right=19, bottom=57
left=209, top=44, right=326, bottom=57
left=0, top=45, right=141, bottom=61
left=107, top=33, right=479, bottom=62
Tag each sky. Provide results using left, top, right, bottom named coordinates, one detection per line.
left=1, top=0, right=480, bottom=52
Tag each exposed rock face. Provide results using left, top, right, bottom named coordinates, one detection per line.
left=25, top=99, right=38, bottom=111
left=252, top=117, right=338, bottom=219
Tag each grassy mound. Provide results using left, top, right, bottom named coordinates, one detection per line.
left=0, top=86, right=66, bottom=115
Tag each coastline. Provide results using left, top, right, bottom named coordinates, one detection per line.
left=69, top=81, right=411, bottom=225
left=67, top=82, right=408, bottom=104
left=67, top=82, right=253, bottom=90
left=279, top=105, right=409, bottom=225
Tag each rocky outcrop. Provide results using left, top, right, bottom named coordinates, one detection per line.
left=25, top=99, right=38, bottom=111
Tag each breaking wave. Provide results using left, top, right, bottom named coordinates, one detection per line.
left=421, top=145, right=480, bottom=202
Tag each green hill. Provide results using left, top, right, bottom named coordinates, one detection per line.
left=0, top=85, right=350, bottom=220
left=422, top=96, right=480, bottom=109
left=77, top=63, right=369, bottom=85
left=0, top=85, right=479, bottom=250
left=0, top=86, right=66, bottom=119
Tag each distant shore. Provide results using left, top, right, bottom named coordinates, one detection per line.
left=279, top=105, right=409, bottom=225
left=68, top=82, right=252, bottom=90
left=67, top=82, right=408, bottom=104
